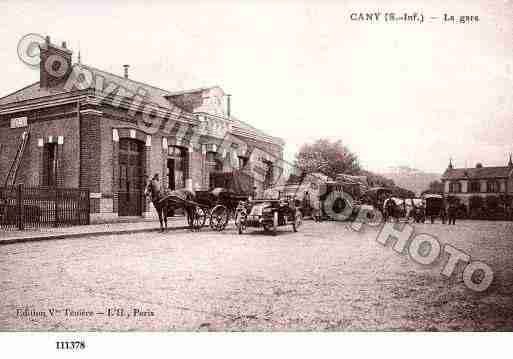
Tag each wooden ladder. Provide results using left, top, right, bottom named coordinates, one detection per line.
left=4, top=129, right=30, bottom=188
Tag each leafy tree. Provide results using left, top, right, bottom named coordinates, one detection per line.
left=391, top=186, right=415, bottom=198
left=294, top=139, right=360, bottom=179
left=359, top=170, right=395, bottom=188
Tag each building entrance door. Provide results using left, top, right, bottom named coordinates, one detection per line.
left=118, top=139, right=144, bottom=216
left=167, top=146, right=186, bottom=190
left=167, top=159, right=175, bottom=190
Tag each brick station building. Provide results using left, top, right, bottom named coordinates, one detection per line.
left=0, top=36, right=284, bottom=220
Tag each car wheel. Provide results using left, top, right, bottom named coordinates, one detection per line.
left=210, top=205, right=229, bottom=231
left=271, top=211, right=278, bottom=236
left=235, top=212, right=245, bottom=234
left=292, top=209, right=302, bottom=232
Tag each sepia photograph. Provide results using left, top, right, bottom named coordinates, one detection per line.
left=0, top=0, right=512, bottom=353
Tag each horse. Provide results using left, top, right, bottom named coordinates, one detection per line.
left=144, top=180, right=197, bottom=232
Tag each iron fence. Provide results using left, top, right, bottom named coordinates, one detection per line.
left=0, top=185, right=90, bottom=230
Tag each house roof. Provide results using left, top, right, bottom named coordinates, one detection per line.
left=441, top=166, right=513, bottom=180
left=0, top=64, right=179, bottom=110
left=0, top=82, right=69, bottom=106
left=229, top=115, right=284, bottom=145
left=0, top=63, right=283, bottom=146
left=166, top=86, right=221, bottom=97
left=79, top=64, right=180, bottom=109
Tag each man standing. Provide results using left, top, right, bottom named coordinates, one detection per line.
left=302, top=191, right=311, bottom=217
left=440, top=204, right=447, bottom=224
left=385, top=196, right=397, bottom=223
left=148, top=173, right=161, bottom=200
left=447, top=202, right=457, bottom=225
left=312, top=193, right=322, bottom=222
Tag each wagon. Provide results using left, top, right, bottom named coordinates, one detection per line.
left=192, top=170, right=253, bottom=231
left=194, top=187, right=250, bottom=231
left=235, top=198, right=302, bottom=236
left=362, top=187, right=393, bottom=214
left=423, top=194, right=446, bottom=223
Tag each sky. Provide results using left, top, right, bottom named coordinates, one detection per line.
left=0, top=0, right=512, bottom=174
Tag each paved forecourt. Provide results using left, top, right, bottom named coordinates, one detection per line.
left=1, top=220, right=512, bottom=331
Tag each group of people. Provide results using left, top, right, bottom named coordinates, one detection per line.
left=428, top=202, right=458, bottom=225
left=382, top=195, right=458, bottom=225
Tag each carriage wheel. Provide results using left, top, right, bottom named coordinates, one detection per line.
left=210, top=205, right=229, bottom=231
left=192, top=206, right=207, bottom=230
left=292, top=209, right=302, bottom=232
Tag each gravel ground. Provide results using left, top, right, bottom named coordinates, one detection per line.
left=0, top=220, right=512, bottom=331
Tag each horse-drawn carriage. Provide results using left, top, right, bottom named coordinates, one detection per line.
left=422, top=194, right=446, bottom=223
left=194, top=187, right=250, bottom=231
left=145, top=170, right=252, bottom=232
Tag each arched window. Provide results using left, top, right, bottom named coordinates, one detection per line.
left=487, top=180, right=499, bottom=193
left=118, top=139, right=144, bottom=216
left=167, top=145, right=187, bottom=190
left=500, top=180, right=506, bottom=193
left=469, top=181, right=481, bottom=193
left=449, top=181, right=461, bottom=193
left=42, top=143, right=58, bottom=187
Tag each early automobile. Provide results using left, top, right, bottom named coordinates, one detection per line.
left=235, top=197, right=302, bottom=236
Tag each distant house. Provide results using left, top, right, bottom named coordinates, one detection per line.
left=440, top=157, right=513, bottom=216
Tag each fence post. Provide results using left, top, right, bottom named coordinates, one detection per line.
left=85, top=189, right=90, bottom=225
left=54, top=188, right=59, bottom=227
left=16, top=184, right=24, bottom=230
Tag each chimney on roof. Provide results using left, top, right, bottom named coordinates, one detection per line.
left=476, top=163, right=483, bottom=168
left=39, top=35, right=73, bottom=89
left=123, top=64, right=129, bottom=79
left=448, top=158, right=454, bottom=170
